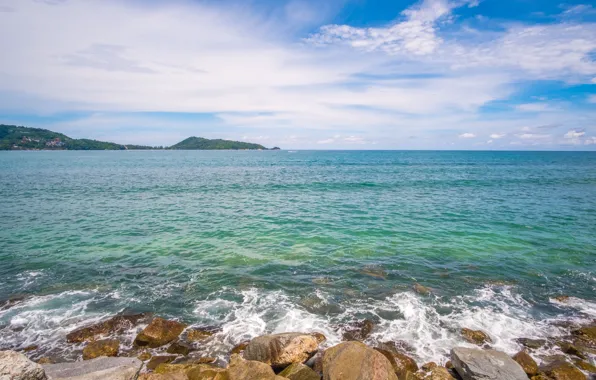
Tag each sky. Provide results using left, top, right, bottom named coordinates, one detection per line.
left=1, top=0, right=596, bottom=150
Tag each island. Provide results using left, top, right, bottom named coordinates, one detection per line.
left=0, top=124, right=278, bottom=150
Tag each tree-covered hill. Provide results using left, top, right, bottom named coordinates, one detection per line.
left=169, top=136, right=267, bottom=150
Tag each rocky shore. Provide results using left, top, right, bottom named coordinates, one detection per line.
left=1, top=309, right=595, bottom=380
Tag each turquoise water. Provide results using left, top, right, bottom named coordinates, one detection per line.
left=1, top=150, right=595, bottom=362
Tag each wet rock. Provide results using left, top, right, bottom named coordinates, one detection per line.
left=243, top=333, right=320, bottom=368
left=413, top=284, right=431, bottom=295
left=230, top=341, right=250, bottom=355
left=312, top=277, right=332, bottom=285
left=173, top=354, right=217, bottom=365
left=426, top=367, right=455, bottom=380
left=450, top=347, right=527, bottom=380
left=572, top=325, right=596, bottom=348
left=554, top=296, right=570, bottom=303
left=573, top=359, right=596, bottom=373
left=0, top=295, right=28, bottom=311
left=322, top=341, right=398, bottom=380
left=37, top=358, right=54, bottom=365
left=279, top=363, right=320, bottom=380
left=0, top=350, right=47, bottom=380
left=445, top=362, right=453, bottom=370
left=311, top=333, right=327, bottom=345
left=167, top=341, right=193, bottom=356
left=21, top=345, right=39, bottom=352
left=66, top=313, right=152, bottom=343
left=359, top=267, right=387, bottom=280
left=186, top=328, right=215, bottom=342
left=421, top=363, right=438, bottom=372
left=558, top=341, right=587, bottom=360
left=227, top=353, right=277, bottom=380
left=539, top=360, right=587, bottom=380
left=310, top=350, right=325, bottom=376
left=138, top=351, right=152, bottom=361
left=82, top=338, right=120, bottom=360
left=134, top=317, right=187, bottom=348
left=460, top=329, right=492, bottom=345
left=147, top=355, right=178, bottom=370
left=374, top=348, right=418, bottom=378
left=512, top=350, right=538, bottom=377
left=515, top=338, right=546, bottom=350
left=342, top=320, right=375, bottom=341
left=43, top=357, right=142, bottom=380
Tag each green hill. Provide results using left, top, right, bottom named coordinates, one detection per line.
left=169, top=136, right=267, bottom=150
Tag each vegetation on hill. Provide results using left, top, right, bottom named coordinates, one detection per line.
left=169, top=136, right=267, bottom=150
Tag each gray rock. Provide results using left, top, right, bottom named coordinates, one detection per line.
left=0, top=350, right=47, bottom=380
left=42, top=357, right=142, bottom=380
left=450, top=347, right=527, bottom=380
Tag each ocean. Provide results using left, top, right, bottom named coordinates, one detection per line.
left=1, top=150, right=595, bottom=364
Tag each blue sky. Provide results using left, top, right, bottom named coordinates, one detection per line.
left=0, top=0, right=595, bottom=149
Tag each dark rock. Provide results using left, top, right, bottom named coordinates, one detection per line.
left=515, top=338, right=546, bottom=350
left=147, top=355, right=178, bottom=370
left=558, top=341, right=587, bottom=359
left=374, top=348, right=418, bottom=378
left=82, top=338, right=120, bottom=360
left=574, top=359, right=596, bottom=373
left=322, top=341, right=397, bottom=380
left=512, top=350, right=538, bottom=377
left=342, top=320, right=375, bottom=341
left=134, top=317, right=187, bottom=348
left=460, top=329, right=492, bottom=345
left=539, top=360, right=587, bottom=380
left=279, top=362, right=320, bottom=380
left=572, top=325, right=596, bottom=348
left=167, top=341, right=193, bottom=356
left=450, top=347, right=527, bottom=380
left=66, top=313, right=152, bottom=343
left=243, top=332, right=320, bottom=368
left=421, top=362, right=438, bottom=372
left=0, top=295, right=28, bottom=311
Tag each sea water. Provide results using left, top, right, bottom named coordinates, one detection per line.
left=1, top=150, right=595, bottom=363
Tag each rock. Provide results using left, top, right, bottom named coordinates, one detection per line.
left=147, top=355, right=178, bottom=370
left=187, top=365, right=229, bottom=380
left=322, top=341, right=398, bottom=380
left=37, top=358, right=54, bottom=365
left=427, top=367, right=455, bottom=380
left=554, top=296, right=570, bottom=303
left=450, top=347, right=527, bottom=380
left=134, top=317, right=187, bottom=348
left=445, top=362, right=453, bottom=370
left=374, top=348, right=418, bottom=378
left=0, top=295, right=28, bottom=311
left=421, top=363, right=437, bottom=372
left=243, top=333, right=320, bottom=368
left=558, top=341, right=587, bottom=360
left=167, top=341, right=193, bottom=356
left=515, top=338, right=546, bottom=350
left=343, top=320, right=375, bottom=342
left=359, top=267, right=387, bottom=280
left=573, top=359, right=596, bottom=373
left=572, top=325, right=596, bottom=347
left=512, top=350, right=538, bottom=377
left=42, top=357, right=142, bottom=380
left=82, top=339, right=120, bottom=360
left=227, top=354, right=277, bottom=380
left=460, top=329, right=492, bottom=345
left=66, top=313, right=152, bottom=343
left=539, top=360, right=587, bottom=380
left=21, top=345, right=39, bottom=352
left=186, top=329, right=214, bottom=342
left=230, top=341, right=250, bottom=355
left=279, top=363, right=320, bottom=380
left=138, top=374, right=187, bottom=380
left=311, top=333, right=327, bottom=345
left=0, top=350, right=47, bottom=380
left=173, top=355, right=217, bottom=365
left=310, top=351, right=324, bottom=376
left=137, top=351, right=152, bottom=361
left=413, top=284, right=431, bottom=295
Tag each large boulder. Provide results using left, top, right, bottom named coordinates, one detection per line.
left=82, top=339, right=120, bottom=360
left=374, top=348, right=418, bottom=378
left=512, top=350, right=538, bottom=377
left=134, top=317, right=187, bottom=348
left=227, top=354, right=277, bottom=380
left=450, top=347, right=527, bottom=380
left=460, top=329, right=491, bottom=345
left=66, top=313, right=151, bottom=343
left=0, top=350, right=47, bottom=380
left=278, top=363, right=320, bottom=380
left=42, top=357, right=142, bottom=380
left=322, top=341, right=398, bottom=380
left=243, top=333, right=321, bottom=368
left=539, top=360, right=586, bottom=380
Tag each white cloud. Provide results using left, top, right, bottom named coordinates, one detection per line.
left=564, top=129, right=585, bottom=139
left=585, top=136, right=596, bottom=145
left=490, top=133, right=506, bottom=139
left=516, top=103, right=556, bottom=112
left=517, top=133, right=551, bottom=140
left=459, top=132, right=476, bottom=138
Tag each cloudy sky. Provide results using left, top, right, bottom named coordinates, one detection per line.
left=1, top=0, right=596, bottom=149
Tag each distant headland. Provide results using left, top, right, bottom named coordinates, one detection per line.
left=0, top=124, right=280, bottom=151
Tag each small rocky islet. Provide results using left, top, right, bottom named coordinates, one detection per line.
left=1, top=310, right=596, bottom=380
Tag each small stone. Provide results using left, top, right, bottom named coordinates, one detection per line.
left=554, top=295, right=570, bottom=302
left=0, top=350, right=46, bottom=380
left=278, top=362, right=320, bottom=380
left=82, top=339, right=120, bottom=360
left=512, top=350, right=538, bottom=377
left=413, top=283, right=431, bottom=295
left=540, top=360, right=587, bottom=380
left=134, top=317, right=187, bottom=348
left=342, top=319, right=375, bottom=341
left=167, top=340, right=193, bottom=356
left=460, top=328, right=492, bottom=345
left=515, top=338, right=546, bottom=350
left=147, top=355, right=178, bottom=370
left=138, top=351, right=152, bottom=361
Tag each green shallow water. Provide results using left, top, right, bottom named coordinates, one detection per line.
left=1, top=150, right=595, bottom=362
